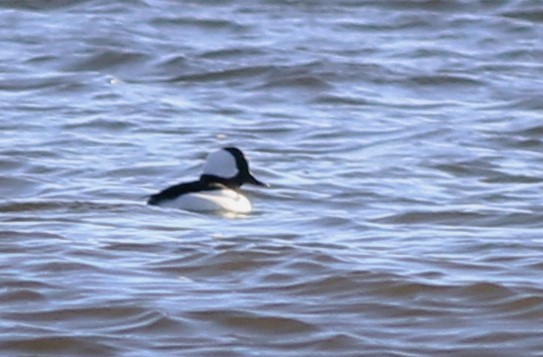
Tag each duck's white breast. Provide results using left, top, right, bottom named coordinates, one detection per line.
left=158, top=189, right=252, bottom=213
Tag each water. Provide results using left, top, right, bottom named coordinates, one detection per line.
left=1, top=0, right=543, bottom=355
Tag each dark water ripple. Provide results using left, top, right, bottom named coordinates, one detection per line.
left=2, top=0, right=543, bottom=355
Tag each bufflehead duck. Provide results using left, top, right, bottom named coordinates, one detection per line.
left=147, top=147, right=268, bottom=213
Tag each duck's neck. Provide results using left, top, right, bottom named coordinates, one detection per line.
left=200, top=174, right=242, bottom=190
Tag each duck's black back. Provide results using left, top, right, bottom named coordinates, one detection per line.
left=147, top=180, right=224, bottom=205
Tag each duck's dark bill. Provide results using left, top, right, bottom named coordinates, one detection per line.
left=248, top=173, right=269, bottom=187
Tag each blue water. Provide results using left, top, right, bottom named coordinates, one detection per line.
left=1, top=1, right=543, bottom=355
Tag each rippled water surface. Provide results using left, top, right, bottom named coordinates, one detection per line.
left=2, top=0, right=543, bottom=355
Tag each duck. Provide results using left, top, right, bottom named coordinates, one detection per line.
left=147, top=147, right=268, bottom=213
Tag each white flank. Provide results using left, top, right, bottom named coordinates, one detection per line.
left=158, top=189, right=252, bottom=213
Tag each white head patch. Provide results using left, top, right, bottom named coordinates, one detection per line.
left=201, top=149, right=238, bottom=178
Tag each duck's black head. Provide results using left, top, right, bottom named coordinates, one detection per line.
left=199, top=147, right=268, bottom=189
